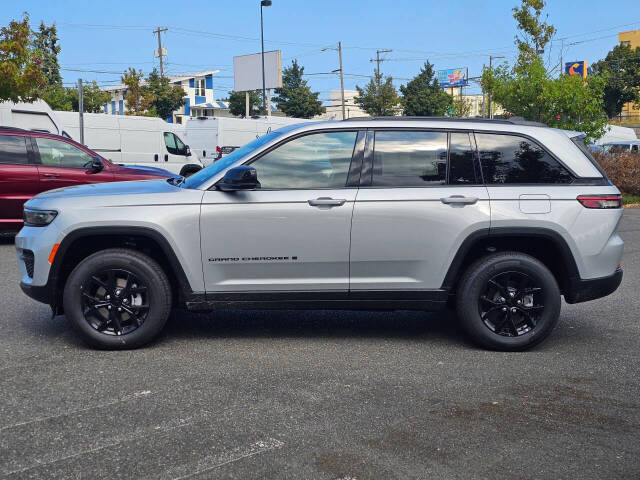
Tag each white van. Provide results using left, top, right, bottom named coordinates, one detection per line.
left=184, top=116, right=311, bottom=166
left=0, top=100, right=70, bottom=137
left=55, top=111, right=203, bottom=176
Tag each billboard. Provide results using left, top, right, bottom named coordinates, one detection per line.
left=437, top=68, right=468, bottom=87
left=565, top=61, right=587, bottom=78
left=233, top=50, right=282, bottom=92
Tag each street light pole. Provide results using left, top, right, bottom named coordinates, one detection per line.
left=260, top=1, right=272, bottom=116
left=323, top=42, right=346, bottom=120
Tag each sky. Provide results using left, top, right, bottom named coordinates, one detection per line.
left=3, top=0, right=640, bottom=104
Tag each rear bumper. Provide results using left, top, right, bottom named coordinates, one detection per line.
left=564, top=268, right=623, bottom=304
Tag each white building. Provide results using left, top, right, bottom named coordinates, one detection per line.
left=316, top=89, right=369, bottom=120
left=102, top=70, right=220, bottom=124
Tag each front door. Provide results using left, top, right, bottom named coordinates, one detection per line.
left=350, top=129, right=491, bottom=291
left=33, top=136, right=114, bottom=191
left=200, top=130, right=362, bottom=292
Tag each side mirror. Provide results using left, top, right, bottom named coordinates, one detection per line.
left=185, top=145, right=192, bottom=157
left=84, top=157, right=103, bottom=172
left=216, top=165, right=260, bottom=191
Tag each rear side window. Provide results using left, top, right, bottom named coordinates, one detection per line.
left=449, top=132, right=480, bottom=184
left=372, top=131, right=447, bottom=186
left=0, top=135, right=28, bottom=165
left=475, top=133, right=572, bottom=184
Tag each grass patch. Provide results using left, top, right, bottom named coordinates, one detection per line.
left=623, top=194, right=640, bottom=207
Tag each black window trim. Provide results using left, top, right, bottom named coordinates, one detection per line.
left=208, top=127, right=366, bottom=191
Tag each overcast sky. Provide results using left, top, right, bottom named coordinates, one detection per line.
left=3, top=0, right=640, bottom=102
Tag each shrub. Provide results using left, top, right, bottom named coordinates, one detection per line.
left=593, top=151, right=640, bottom=196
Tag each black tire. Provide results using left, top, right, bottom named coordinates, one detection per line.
left=63, top=248, right=172, bottom=349
left=455, top=252, right=561, bottom=351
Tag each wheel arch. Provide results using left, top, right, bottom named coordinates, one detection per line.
left=179, top=164, right=202, bottom=177
left=442, top=227, right=580, bottom=297
left=49, top=226, right=196, bottom=314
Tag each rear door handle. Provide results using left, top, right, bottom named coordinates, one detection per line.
left=308, top=197, right=346, bottom=207
left=440, top=195, right=478, bottom=205
left=43, top=173, right=60, bottom=178
left=164, top=154, right=168, bottom=162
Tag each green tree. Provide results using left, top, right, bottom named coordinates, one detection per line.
left=143, top=68, right=186, bottom=119
left=400, top=61, right=452, bottom=116
left=354, top=70, right=399, bottom=116
left=70, top=81, right=111, bottom=113
left=227, top=90, right=261, bottom=117
left=272, top=60, right=324, bottom=118
left=481, top=0, right=607, bottom=140
left=41, top=84, right=73, bottom=110
left=32, top=21, right=61, bottom=86
left=122, top=68, right=154, bottom=115
left=0, top=14, right=47, bottom=102
left=451, top=97, right=472, bottom=117
left=591, top=44, right=640, bottom=118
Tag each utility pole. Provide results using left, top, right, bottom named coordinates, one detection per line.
left=322, top=42, right=347, bottom=120
left=370, top=49, right=392, bottom=84
left=78, top=78, right=84, bottom=145
left=559, top=38, right=564, bottom=77
left=153, top=27, right=168, bottom=77
left=487, top=55, right=504, bottom=119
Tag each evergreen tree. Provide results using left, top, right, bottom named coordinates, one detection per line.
left=32, top=21, right=61, bottom=86
left=400, top=61, right=452, bottom=116
left=227, top=90, right=261, bottom=117
left=354, top=70, right=399, bottom=116
left=272, top=60, right=324, bottom=118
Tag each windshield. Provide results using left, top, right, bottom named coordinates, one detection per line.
left=182, top=130, right=285, bottom=189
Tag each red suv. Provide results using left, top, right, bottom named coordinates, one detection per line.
left=0, top=127, right=174, bottom=232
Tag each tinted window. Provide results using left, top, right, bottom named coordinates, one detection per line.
left=373, top=131, right=447, bottom=186
left=251, top=131, right=357, bottom=189
left=449, top=132, right=479, bottom=184
left=475, top=133, right=572, bottom=184
left=35, top=137, right=93, bottom=168
left=0, top=135, right=28, bottom=164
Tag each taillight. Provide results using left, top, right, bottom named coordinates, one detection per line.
left=577, top=194, right=622, bottom=209
left=216, top=145, right=221, bottom=153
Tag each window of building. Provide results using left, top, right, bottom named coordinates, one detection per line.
left=35, top=137, right=93, bottom=168
left=0, top=135, right=28, bottom=164
left=621, top=40, right=631, bottom=47
left=194, top=78, right=205, bottom=96
left=475, top=133, right=572, bottom=184
left=372, top=131, right=447, bottom=186
left=250, top=131, right=357, bottom=189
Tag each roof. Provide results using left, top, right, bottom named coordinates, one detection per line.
left=343, top=116, right=547, bottom=127
left=102, top=69, right=221, bottom=92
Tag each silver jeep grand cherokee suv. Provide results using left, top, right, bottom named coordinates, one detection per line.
left=15, top=118, right=624, bottom=351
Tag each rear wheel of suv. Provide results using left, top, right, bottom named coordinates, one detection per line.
left=63, top=248, right=172, bottom=349
left=456, top=252, right=561, bottom=351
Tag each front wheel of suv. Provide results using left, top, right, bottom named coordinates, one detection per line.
left=63, top=248, right=172, bottom=349
left=456, top=252, right=561, bottom=351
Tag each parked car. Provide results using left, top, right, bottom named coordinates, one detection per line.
left=16, top=118, right=623, bottom=351
left=601, top=140, right=640, bottom=153
left=0, top=127, right=175, bottom=232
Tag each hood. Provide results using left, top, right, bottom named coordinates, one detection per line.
left=31, top=179, right=180, bottom=200
left=115, top=164, right=175, bottom=177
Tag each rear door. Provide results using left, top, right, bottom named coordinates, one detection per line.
left=32, top=136, right=114, bottom=191
left=350, top=129, right=491, bottom=291
left=0, top=134, right=39, bottom=229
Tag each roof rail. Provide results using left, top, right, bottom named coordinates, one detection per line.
left=342, top=116, right=547, bottom=127
left=0, top=126, right=28, bottom=132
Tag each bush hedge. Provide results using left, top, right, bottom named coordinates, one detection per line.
left=593, top=151, right=640, bottom=196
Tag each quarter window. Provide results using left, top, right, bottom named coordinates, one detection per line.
left=475, top=133, right=572, bottom=184
left=0, top=135, right=28, bottom=164
left=372, top=131, right=447, bottom=186
left=251, top=131, right=357, bottom=189
left=35, top=137, right=93, bottom=168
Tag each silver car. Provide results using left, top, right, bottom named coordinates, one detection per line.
left=16, top=118, right=624, bottom=351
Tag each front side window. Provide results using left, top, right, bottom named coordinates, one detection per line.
left=372, top=131, right=447, bottom=186
left=35, top=137, right=93, bottom=168
left=475, top=133, right=572, bottom=184
left=0, top=135, right=28, bottom=165
left=250, top=131, right=357, bottom=189
left=164, top=132, right=178, bottom=154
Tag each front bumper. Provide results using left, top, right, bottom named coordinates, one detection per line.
left=564, top=268, right=623, bottom=304
left=19, top=281, right=52, bottom=305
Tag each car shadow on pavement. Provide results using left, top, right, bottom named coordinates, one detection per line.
left=161, top=308, right=468, bottom=346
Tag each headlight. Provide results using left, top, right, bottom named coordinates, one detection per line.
left=23, top=208, right=58, bottom=227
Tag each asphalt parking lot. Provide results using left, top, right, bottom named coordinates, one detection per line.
left=1, top=211, right=639, bottom=480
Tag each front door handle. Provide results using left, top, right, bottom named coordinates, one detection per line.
left=308, top=197, right=346, bottom=207
left=440, top=195, right=478, bottom=205
left=154, top=154, right=158, bottom=162
left=43, top=173, right=60, bottom=178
